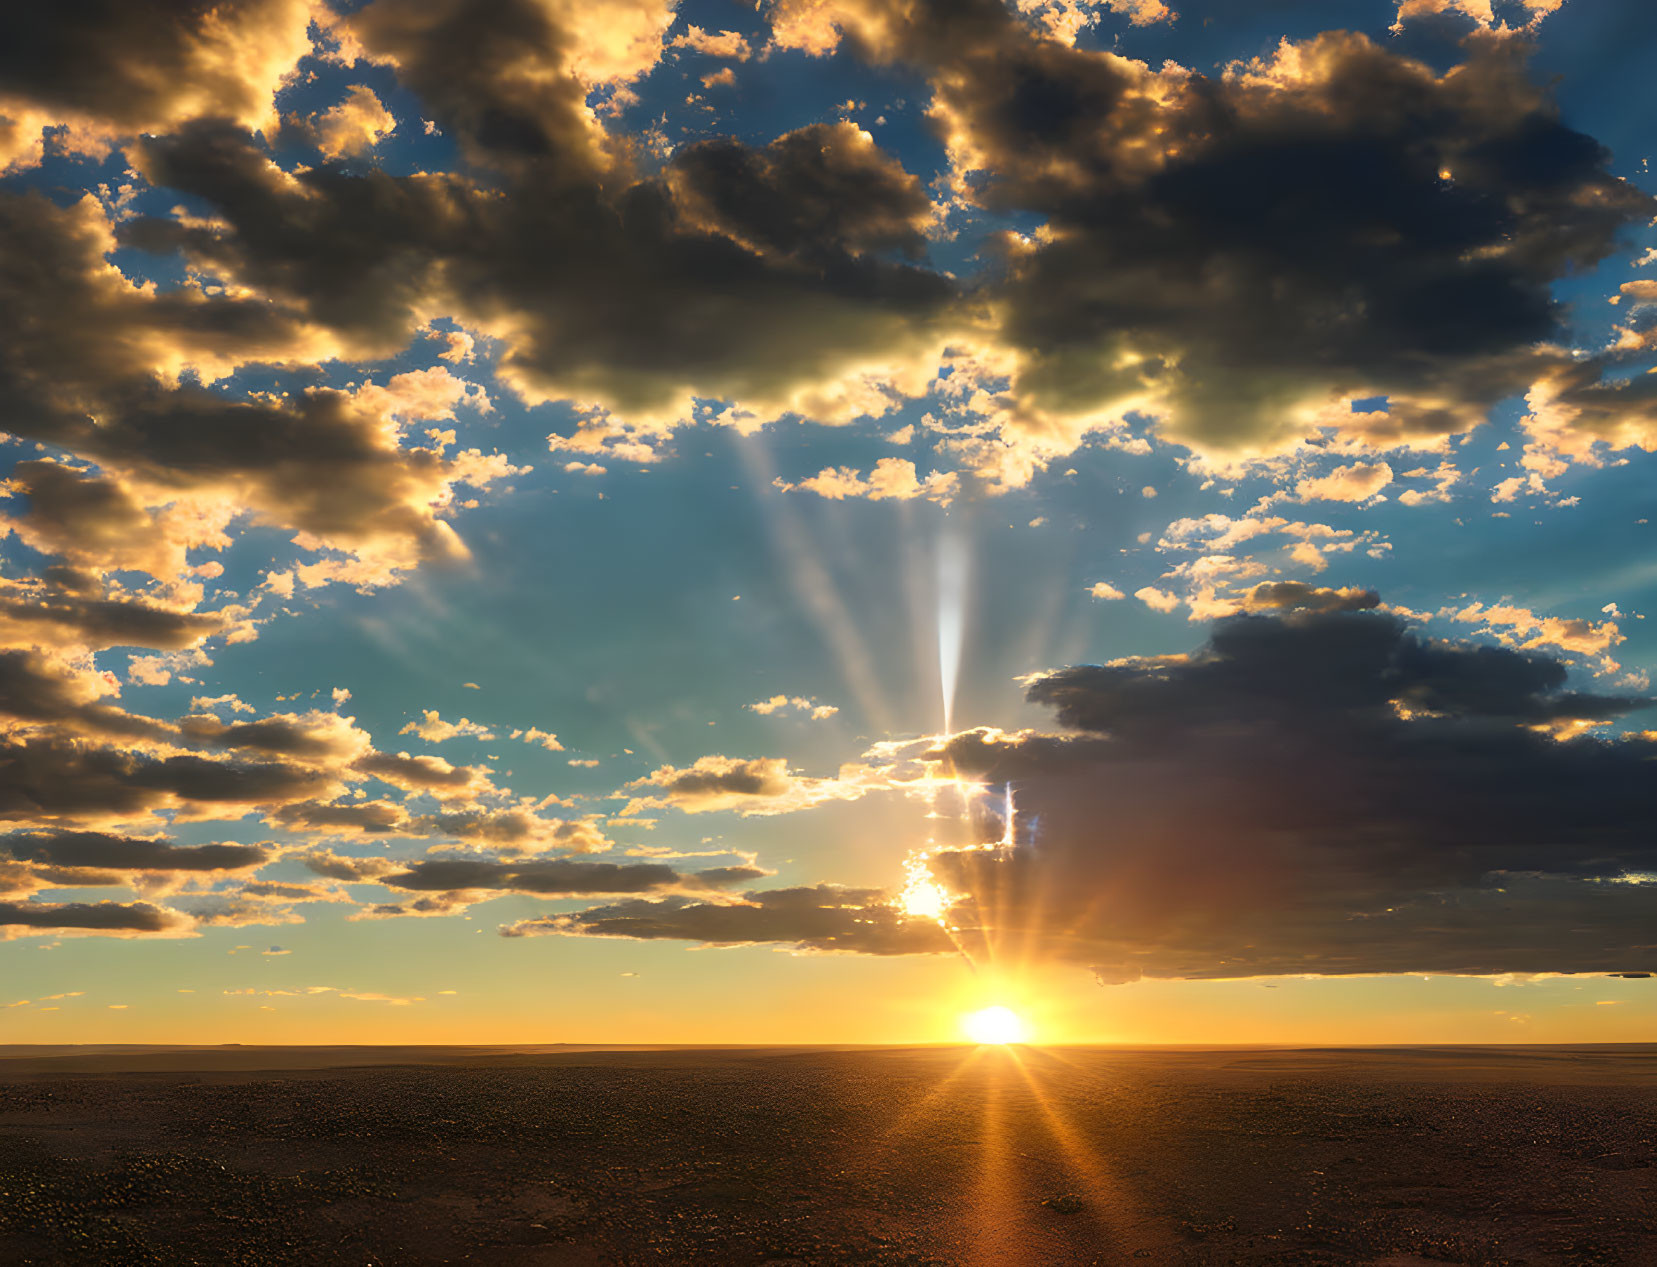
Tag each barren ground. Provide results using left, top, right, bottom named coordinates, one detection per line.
left=1, top=1044, right=1653, bottom=1265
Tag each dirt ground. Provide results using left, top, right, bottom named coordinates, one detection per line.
left=1, top=1044, right=1653, bottom=1265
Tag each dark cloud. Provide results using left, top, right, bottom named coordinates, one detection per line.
left=297, top=848, right=400, bottom=882
left=270, top=799, right=411, bottom=836
left=0, top=859, right=126, bottom=896
left=180, top=711, right=369, bottom=762
left=1242, top=582, right=1382, bottom=614
left=693, top=865, right=775, bottom=888
left=965, top=31, right=1653, bottom=455
left=917, top=607, right=1657, bottom=980
left=1, top=830, right=269, bottom=872
left=0, top=649, right=173, bottom=740
left=1021, top=609, right=1648, bottom=735
left=3, top=460, right=178, bottom=579
left=0, top=735, right=340, bottom=824
left=354, top=752, right=490, bottom=798
left=124, top=59, right=953, bottom=436
left=409, top=809, right=613, bottom=853
left=0, top=190, right=320, bottom=443
left=670, top=122, right=934, bottom=263
left=0, top=584, right=232, bottom=652
left=383, top=857, right=681, bottom=896
left=502, top=885, right=955, bottom=955
left=235, top=880, right=340, bottom=902
left=346, top=0, right=605, bottom=176
left=0, top=898, right=184, bottom=932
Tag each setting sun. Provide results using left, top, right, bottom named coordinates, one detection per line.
left=961, top=1005, right=1028, bottom=1045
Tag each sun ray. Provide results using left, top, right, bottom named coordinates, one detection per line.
left=1003, top=1046, right=1171, bottom=1256
left=877, top=1045, right=986, bottom=1145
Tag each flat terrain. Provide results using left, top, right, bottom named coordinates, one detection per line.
left=1, top=1045, right=1654, bottom=1265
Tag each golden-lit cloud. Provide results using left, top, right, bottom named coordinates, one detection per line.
left=0, top=0, right=323, bottom=172
left=775, top=458, right=959, bottom=506
left=399, top=710, right=495, bottom=744
left=306, top=85, right=397, bottom=158
left=748, top=696, right=839, bottom=720
left=621, top=754, right=889, bottom=816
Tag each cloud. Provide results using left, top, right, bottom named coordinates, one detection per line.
left=0, top=581, right=239, bottom=654
left=0, top=899, right=186, bottom=934
left=297, top=849, right=402, bottom=882
left=909, top=605, right=1657, bottom=981
left=382, top=856, right=685, bottom=897
left=0, top=459, right=235, bottom=586
left=693, top=865, right=775, bottom=888
left=10, top=0, right=1640, bottom=526
left=1242, top=583, right=1381, bottom=615
left=1, top=831, right=269, bottom=873
left=1015, top=1, right=1176, bottom=44
left=400, top=710, right=494, bottom=743
left=501, top=884, right=954, bottom=955
left=0, top=648, right=174, bottom=742
left=774, top=458, right=958, bottom=505
left=410, top=809, right=613, bottom=855
left=352, top=752, right=493, bottom=801
left=1294, top=461, right=1394, bottom=504
left=1392, top=0, right=1564, bottom=36
left=976, top=29, right=1645, bottom=459
left=621, top=755, right=881, bottom=816
left=5, top=0, right=1647, bottom=551
left=0, top=193, right=521, bottom=593
left=181, top=710, right=374, bottom=763
left=0, top=0, right=322, bottom=172
left=170, top=884, right=333, bottom=927
left=346, top=0, right=674, bottom=172
left=747, top=696, right=839, bottom=720
left=191, top=694, right=254, bottom=715
left=764, top=7, right=1648, bottom=479
left=1396, top=462, right=1463, bottom=507
left=670, top=122, right=934, bottom=264
left=268, top=799, right=412, bottom=836
left=0, top=735, right=341, bottom=826
left=670, top=26, right=752, bottom=60
left=1444, top=600, right=1625, bottom=671
left=1145, top=514, right=1392, bottom=616
left=625, top=755, right=795, bottom=811
left=511, top=727, right=564, bottom=750
left=305, top=85, right=397, bottom=158
left=0, top=861, right=127, bottom=899
left=1134, top=586, right=1179, bottom=613
left=125, top=58, right=955, bottom=456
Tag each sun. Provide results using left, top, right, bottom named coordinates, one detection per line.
left=961, top=1005, right=1028, bottom=1045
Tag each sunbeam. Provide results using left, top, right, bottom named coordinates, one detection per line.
left=936, top=526, right=970, bottom=738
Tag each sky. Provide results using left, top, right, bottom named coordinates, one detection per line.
left=3, top=0, right=1657, bottom=1046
